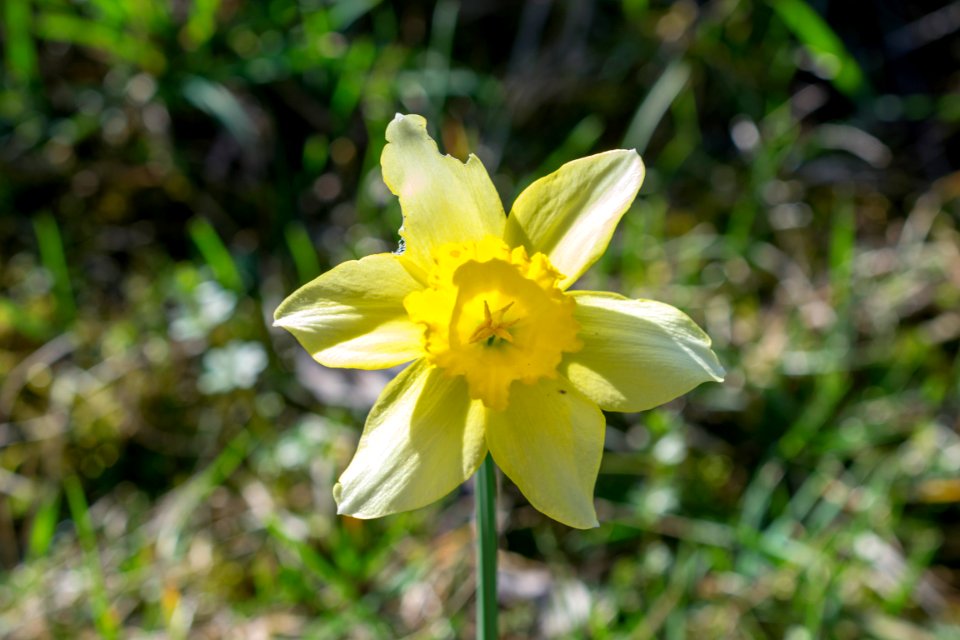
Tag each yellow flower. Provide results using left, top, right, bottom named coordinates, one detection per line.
left=274, top=114, right=724, bottom=528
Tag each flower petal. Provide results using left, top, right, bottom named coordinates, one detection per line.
left=561, top=292, right=725, bottom=412
left=504, top=150, right=644, bottom=289
left=334, top=360, right=487, bottom=518
left=273, top=253, right=423, bottom=369
left=484, top=377, right=605, bottom=528
left=381, top=114, right=505, bottom=280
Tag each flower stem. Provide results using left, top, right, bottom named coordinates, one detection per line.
left=475, top=454, right=498, bottom=639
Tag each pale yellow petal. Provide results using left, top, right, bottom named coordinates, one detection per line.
left=334, top=360, right=487, bottom=518
left=484, top=377, right=605, bottom=528
left=561, top=292, right=725, bottom=412
left=504, top=150, right=644, bottom=289
left=381, top=114, right=505, bottom=280
left=273, top=253, right=423, bottom=370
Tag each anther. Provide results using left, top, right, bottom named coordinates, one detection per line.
left=470, top=300, right=519, bottom=345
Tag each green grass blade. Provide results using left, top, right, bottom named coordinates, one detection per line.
left=622, top=59, right=690, bottom=154
left=515, top=115, right=605, bottom=196
left=829, top=194, right=855, bottom=328
left=328, top=0, right=383, bottom=31
left=27, top=488, right=61, bottom=560
left=330, top=40, right=377, bottom=119
left=284, top=222, right=321, bottom=285
left=778, top=372, right=849, bottom=459
left=424, top=0, right=458, bottom=112
left=64, top=475, right=118, bottom=639
left=182, top=77, right=257, bottom=148
left=187, top=217, right=244, bottom=292
left=540, top=116, right=604, bottom=175
left=183, top=0, right=220, bottom=49
left=264, top=517, right=359, bottom=601
left=657, top=88, right=700, bottom=173
left=3, top=0, right=39, bottom=84
left=770, top=0, right=867, bottom=97
left=33, top=212, right=76, bottom=325
left=156, top=429, right=254, bottom=560
left=86, top=0, right=128, bottom=26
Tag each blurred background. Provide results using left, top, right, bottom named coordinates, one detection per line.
left=1, top=0, right=959, bottom=637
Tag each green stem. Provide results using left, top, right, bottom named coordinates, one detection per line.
left=476, top=454, right=498, bottom=639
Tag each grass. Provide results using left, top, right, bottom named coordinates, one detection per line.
left=1, top=0, right=959, bottom=637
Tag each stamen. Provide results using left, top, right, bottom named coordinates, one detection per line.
left=469, top=300, right=519, bottom=345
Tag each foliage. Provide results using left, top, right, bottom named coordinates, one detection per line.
left=1, top=0, right=959, bottom=637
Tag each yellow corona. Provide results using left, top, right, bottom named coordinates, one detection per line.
left=404, top=237, right=581, bottom=410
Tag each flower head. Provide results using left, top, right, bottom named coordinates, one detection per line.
left=274, top=114, right=724, bottom=528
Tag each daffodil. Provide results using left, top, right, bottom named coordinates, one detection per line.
left=274, top=114, right=724, bottom=528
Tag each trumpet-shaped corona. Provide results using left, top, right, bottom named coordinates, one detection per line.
left=404, top=236, right=582, bottom=410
